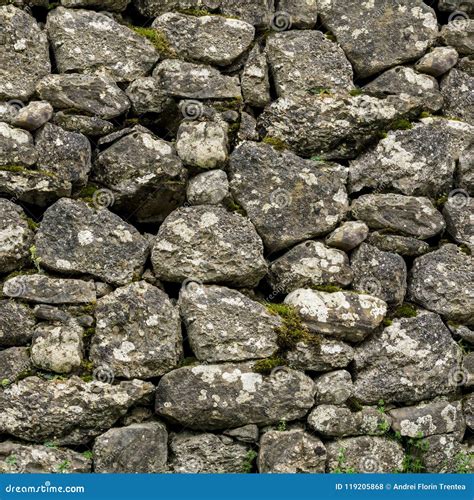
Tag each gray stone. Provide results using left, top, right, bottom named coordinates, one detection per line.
left=35, top=199, right=149, bottom=286
left=464, top=393, right=474, bottom=430
left=241, top=46, right=271, bottom=108
left=440, top=20, right=474, bottom=56
left=229, top=142, right=348, bottom=252
left=151, top=205, right=267, bottom=287
left=325, top=221, right=369, bottom=252
left=179, top=283, right=279, bottom=362
left=443, top=195, right=474, bottom=249
left=187, top=170, right=229, bottom=205
left=36, top=74, right=130, bottom=120
left=169, top=432, right=250, bottom=473
left=61, top=0, right=130, bottom=11
left=285, top=289, right=387, bottom=342
left=462, top=351, right=474, bottom=387
left=237, top=112, right=259, bottom=142
left=152, top=13, right=255, bottom=67
left=439, top=0, right=474, bottom=13
left=125, top=77, right=173, bottom=116
left=12, top=101, right=53, bottom=131
left=318, top=0, right=438, bottom=78
left=155, top=363, right=316, bottom=430
left=90, top=281, right=182, bottom=379
left=0, top=5, right=51, bottom=101
left=93, top=128, right=187, bottom=223
left=0, top=347, right=31, bottom=385
left=326, top=436, right=404, bottom=473
left=52, top=112, right=114, bottom=137
left=457, top=55, right=474, bottom=76
left=420, top=434, right=467, bottom=473
left=314, top=370, right=353, bottom=405
left=220, top=0, right=274, bottom=27
left=0, top=376, right=154, bottom=444
left=441, top=69, right=474, bottom=125
left=31, top=321, right=84, bottom=374
left=277, top=0, right=317, bottom=28
left=0, top=441, right=91, bottom=473
left=259, top=94, right=421, bottom=160
left=223, top=424, right=259, bottom=443
left=365, top=232, right=430, bottom=257
left=47, top=7, right=159, bottom=82
left=457, top=143, right=474, bottom=194
left=409, top=245, right=474, bottom=324
left=0, top=300, right=35, bottom=347
left=0, top=198, right=34, bottom=273
left=0, top=122, right=37, bottom=167
left=415, top=47, right=459, bottom=77
left=353, top=312, right=462, bottom=404
left=93, top=422, right=168, bottom=473
left=33, top=305, right=72, bottom=323
left=268, top=241, right=353, bottom=294
left=351, top=194, right=445, bottom=239
left=258, top=430, right=326, bottom=473
left=266, top=31, right=353, bottom=97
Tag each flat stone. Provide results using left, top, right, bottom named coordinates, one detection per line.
left=12, top=101, right=53, bottom=131
left=443, top=195, right=474, bottom=249
left=325, top=221, right=369, bottom=252
left=278, top=0, right=318, bottom=28
left=415, top=47, right=459, bottom=77
left=241, top=45, right=271, bottom=108
left=223, top=424, right=259, bottom=443
left=52, top=112, right=114, bottom=137
left=0, top=122, right=37, bottom=167
left=441, top=68, right=474, bottom=125
left=125, top=77, right=173, bottom=115
left=61, top=0, right=130, bottom=11
left=365, top=232, right=431, bottom=257
left=0, top=300, right=35, bottom=347
left=220, top=0, right=274, bottom=27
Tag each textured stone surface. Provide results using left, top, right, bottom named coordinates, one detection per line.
left=241, top=45, right=271, bottom=108
left=365, top=232, right=430, bottom=257
left=443, top=196, right=474, bottom=249
left=440, top=20, right=474, bottom=56
left=0, top=347, right=31, bottom=385
left=314, top=370, right=353, bottom=405
left=0, top=301, right=35, bottom=347
left=0, top=122, right=37, bottom=167
left=325, top=221, right=369, bottom=252
left=12, top=101, right=53, bottom=131
left=415, top=47, right=459, bottom=77
left=440, top=68, right=474, bottom=125
left=187, top=170, right=229, bottom=205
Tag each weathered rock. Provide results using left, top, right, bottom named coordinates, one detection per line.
left=0, top=376, right=154, bottom=444
left=52, top=112, right=114, bottom=137
left=350, top=119, right=473, bottom=197
left=187, top=170, right=229, bottom=205
left=353, top=312, right=462, bottom=404
left=33, top=304, right=71, bottom=323
left=440, top=68, right=474, bottom=125
left=169, top=432, right=250, bottom=473
left=61, top=0, right=130, bottom=11
left=438, top=0, right=474, bottom=13
left=223, top=424, right=259, bottom=443
left=464, top=394, right=474, bottom=430
left=229, top=142, right=348, bottom=252
left=93, top=128, right=187, bottom=223
left=238, top=112, right=259, bottom=142
left=415, top=47, right=459, bottom=77
left=3, top=275, right=96, bottom=304
left=325, top=221, right=369, bottom=252
left=0, top=441, right=91, bottom=473
left=457, top=143, right=474, bottom=194
left=259, top=94, right=421, bottom=159
left=314, top=370, right=353, bottom=405
left=388, top=399, right=465, bottom=438
left=179, top=283, right=279, bottom=362
left=0, top=198, right=34, bottom=272
left=155, top=363, right=316, bottom=429
left=0, top=5, right=51, bottom=100
left=12, top=101, right=53, bottom=131
left=258, top=430, right=326, bottom=473
left=326, top=436, right=404, bottom=473
left=220, top=0, right=274, bottom=27
left=278, top=0, right=317, bottom=28
left=36, top=74, right=130, bottom=120
left=266, top=31, right=353, bottom=97
left=46, top=7, right=159, bottom=82
left=365, top=232, right=430, bottom=257
left=152, top=13, right=255, bottom=66
left=351, top=194, right=445, bottom=239
left=176, top=121, right=229, bottom=169
left=241, top=45, right=271, bottom=108
left=0, top=122, right=37, bottom=167
left=409, top=245, right=474, bottom=324
left=0, top=300, right=35, bottom=347
left=308, top=405, right=391, bottom=438
left=351, top=243, right=407, bottom=306
left=151, top=205, right=267, bottom=287
left=153, top=59, right=241, bottom=99
left=93, top=422, right=168, bottom=473
left=440, top=20, right=474, bottom=56
left=125, top=77, right=173, bottom=116
left=269, top=241, right=353, bottom=294
left=457, top=55, right=474, bottom=76
left=90, top=281, right=182, bottom=379
left=285, top=289, right=387, bottom=342
left=0, top=347, right=31, bottom=385
left=318, top=0, right=438, bottom=78
left=419, top=434, right=467, bottom=473
left=35, top=199, right=149, bottom=286
left=443, top=195, right=474, bottom=249
left=31, top=321, right=84, bottom=374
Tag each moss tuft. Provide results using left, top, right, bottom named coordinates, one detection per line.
left=349, top=88, right=363, bottom=97
left=308, top=86, right=332, bottom=96
left=131, top=27, right=175, bottom=57
left=241, top=450, right=258, bottom=473
left=311, top=284, right=343, bottom=293
left=390, top=119, right=413, bottom=131
left=224, top=199, right=247, bottom=217
left=262, top=136, right=288, bottom=151
left=253, top=357, right=286, bottom=375
left=0, top=165, right=56, bottom=178
left=393, top=303, right=417, bottom=319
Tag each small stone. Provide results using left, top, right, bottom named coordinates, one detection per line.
left=278, top=0, right=317, bottom=28
left=325, top=221, right=369, bottom=252
left=61, top=0, right=130, bottom=11
left=0, top=300, right=35, bottom=347
left=0, top=347, right=31, bottom=385
left=241, top=45, right=271, bottom=108
left=438, top=0, right=474, bottom=13
left=365, top=232, right=430, bottom=257
left=33, top=305, right=72, bottom=323
left=52, top=112, right=114, bottom=137
left=0, top=122, right=37, bottom=167
left=314, top=370, right=353, bottom=405
left=415, top=47, right=459, bottom=77
left=223, top=424, right=259, bottom=444
left=125, top=77, right=173, bottom=115
left=220, top=0, right=274, bottom=27
left=187, top=170, right=229, bottom=205
left=462, top=352, right=474, bottom=387
left=441, top=68, right=474, bottom=125
left=440, top=20, right=474, bottom=56
left=443, top=195, right=474, bottom=249
left=457, top=143, right=474, bottom=193
left=11, top=101, right=53, bottom=131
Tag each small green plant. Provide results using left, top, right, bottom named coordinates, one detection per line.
left=242, top=450, right=258, bottom=473
left=392, top=303, right=417, bottom=319
left=57, top=460, right=70, bottom=473
left=262, top=136, right=288, bottom=151
left=324, top=32, right=337, bottom=42
left=435, top=193, right=449, bottom=208
left=419, top=111, right=432, bottom=119
left=333, top=447, right=356, bottom=473
left=349, top=88, right=363, bottom=97
left=377, top=399, right=386, bottom=414
left=131, top=27, right=175, bottom=57
left=5, top=455, right=17, bottom=466
left=1, top=379, right=10, bottom=387
left=390, top=119, right=413, bottom=131
left=383, top=318, right=393, bottom=327
left=43, top=441, right=57, bottom=448
left=224, top=199, right=247, bottom=217
left=29, top=245, right=42, bottom=272
left=454, top=452, right=472, bottom=474
left=402, top=434, right=429, bottom=473
left=308, top=86, right=332, bottom=96
left=377, top=419, right=390, bottom=433
left=277, top=419, right=287, bottom=432
left=311, top=155, right=324, bottom=162
left=82, top=451, right=94, bottom=460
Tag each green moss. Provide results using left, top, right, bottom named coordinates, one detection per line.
left=311, top=285, right=343, bottom=293
left=376, top=131, right=388, bottom=140
left=349, top=88, right=363, bottom=97
left=455, top=452, right=473, bottom=474
left=460, top=244, right=471, bottom=255
left=1, top=379, right=10, bottom=387
left=393, top=303, right=417, bottom=319
left=25, top=218, right=39, bottom=231
left=308, top=86, right=332, bottom=96
left=390, top=119, right=413, bottom=131
left=5, top=455, right=17, bottom=466
left=277, top=419, right=287, bottom=432
left=212, top=98, right=243, bottom=113
left=224, top=199, right=247, bottom=217
left=57, top=460, right=70, bottom=473
left=79, top=303, right=96, bottom=315
left=262, top=136, right=288, bottom=151
left=253, top=357, right=286, bottom=375
left=377, top=420, right=390, bottom=433
left=29, top=245, right=42, bottom=272
left=131, top=27, right=175, bottom=57
left=77, top=184, right=99, bottom=200
left=81, top=360, right=94, bottom=372
left=419, top=111, right=433, bottom=119
left=82, top=451, right=94, bottom=460
left=43, top=441, right=57, bottom=448
left=241, top=450, right=258, bottom=473
left=46, top=1, right=59, bottom=9
left=346, top=397, right=363, bottom=413
left=324, top=32, right=337, bottom=42
left=383, top=318, right=393, bottom=327
left=0, top=165, right=56, bottom=178
left=179, top=356, right=200, bottom=367
left=435, top=193, right=448, bottom=208
left=311, top=155, right=324, bottom=162
left=377, top=399, right=386, bottom=414
left=177, top=8, right=211, bottom=16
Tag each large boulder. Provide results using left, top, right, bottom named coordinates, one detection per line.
left=90, top=281, right=182, bottom=379
left=155, top=363, right=316, bottom=430
left=35, top=199, right=149, bottom=286
left=228, top=142, right=348, bottom=252
left=151, top=205, right=267, bottom=287
left=0, top=301, right=35, bottom=347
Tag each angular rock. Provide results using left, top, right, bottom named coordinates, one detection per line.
left=0, top=376, right=154, bottom=444
left=326, top=436, right=404, bottom=473
left=36, top=74, right=130, bottom=120
left=266, top=31, right=353, bottom=97
left=285, top=289, right=387, bottom=342
left=46, top=7, right=159, bottom=82
left=152, top=13, right=255, bottom=66
left=353, top=312, right=462, bottom=404
left=0, top=347, right=31, bottom=385
left=0, top=198, right=34, bottom=273
left=268, top=241, right=353, bottom=294
left=3, top=275, right=96, bottom=304
left=35, top=199, right=149, bottom=286
left=0, top=300, right=35, bottom=347
left=52, top=112, right=114, bottom=137
left=0, top=5, right=51, bottom=100
left=314, top=370, right=353, bottom=405
left=325, top=221, right=369, bottom=252
left=125, top=77, right=173, bottom=116
left=33, top=304, right=71, bottom=323
left=278, top=0, right=318, bottom=28
left=440, top=68, right=474, bottom=125
left=31, top=321, right=84, bottom=374
left=420, top=434, right=467, bottom=473
left=0, top=441, right=91, bottom=473
left=318, top=0, right=438, bottom=78
left=0, top=122, right=37, bottom=167
left=155, top=363, right=316, bottom=430
left=169, top=432, right=250, bottom=473
left=365, top=232, right=430, bottom=257
left=93, top=128, right=187, bottom=223
left=415, top=47, right=459, bottom=77
left=187, top=169, right=229, bottom=205
left=259, top=94, right=421, bottom=159
left=223, top=424, right=259, bottom=443
left=463, top=352, right=474, bottom=387
left=241, top=45, right=271, bottom=108
left=220, top=0, right=274, bottom=27
left=61, top=0, right=130, bottom=11
left=153, top=59, right=241, bottom=99
left=258, top=430, right=326, bottom=473
left=151, top=205, right=267, bottom=287
left=179, top=283, right=279, bottom=362
left=229, top=142, right=348, bottom=252
left=409, top=245, right=474, bottom=324
left=464, top=393, right=474, bottom=430
left=12, top=101, right=53, bottom=131
left=443, top=195, right=474, bottom=249
left=93, top=422, right=168, bottom=473
left=440, top=20, right=474, bottom=56
left=438, top=0, right=474, bottom=13
left=351, top=194, right=445, bottom=239
left=90, top=281, right=182, bottom=379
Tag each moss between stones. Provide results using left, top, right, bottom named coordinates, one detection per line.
left=253, top=357, right=287, bottom=375
left=131, top=27, right=175, bottom=58
left=349, top=88, right=363, bottom=97
left=311, top=285, right=343, bottom=293
left=0, top=165, right=56, bottom=178
left=177, top=8, right=211, bottom=16
left=224, top=199, right=247, bottom=217
left=262, top=136, right=288, bottom=151
left=308, top=86, right=333, bottom=97
left=389, top=119, right=413, bottom=131
left=392, top=303, right=418, bottom=319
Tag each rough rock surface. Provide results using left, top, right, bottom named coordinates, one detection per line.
left=0, top=301, right=35, bottom=347
left=314, top=370, right=353, bottom=405
left=0, top=347, right=31, bottom=385
left=325, top=221, right=369, bottom=252
left=440, top=68, right=474, bottom=125
left=187, top=170, right=229, bottom=205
